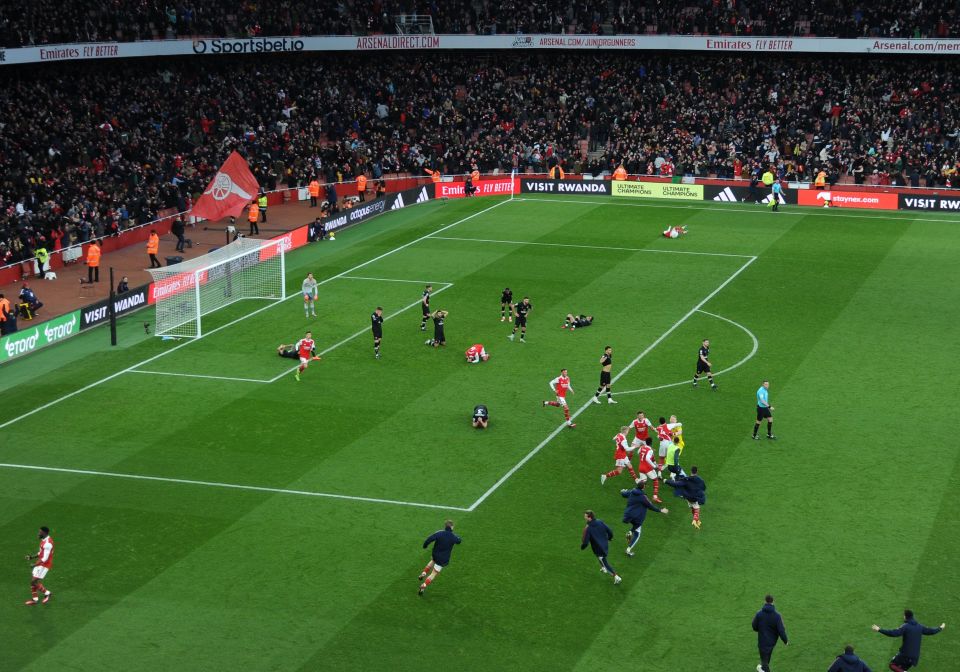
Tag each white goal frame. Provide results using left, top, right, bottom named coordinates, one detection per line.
left=147, top=238, right=286, bottom=338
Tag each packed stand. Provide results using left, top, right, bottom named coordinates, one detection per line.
left=1, top=1, right=959, bottom=47
left=1, top=52, right=959, bottom=265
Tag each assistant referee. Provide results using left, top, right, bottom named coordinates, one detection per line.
left=752, top=380, right=776, bottom=440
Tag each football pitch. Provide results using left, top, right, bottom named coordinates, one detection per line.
left=2, top=194, right=958, bottom=671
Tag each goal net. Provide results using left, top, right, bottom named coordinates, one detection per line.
left=146, top=238, right=286, bottom=338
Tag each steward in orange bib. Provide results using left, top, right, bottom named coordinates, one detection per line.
left=424, top=168, right=441, bottom=183
left=147, top=230, right=161, bottom=268
left=549, top=165, right=566, bottom=179
left=86, top=239, right=101, bottom=282
left=612, top=165, right=627, bottom=180
left=247, top=201, right=260, bottom=236
left=308, top=179, right=321, bottom=207
left=357, top=174, right=368, bottom=202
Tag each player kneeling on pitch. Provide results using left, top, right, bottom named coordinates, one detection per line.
left=465, top=343, right=489, bottom=364
left=664, top=466, right=706, bottom=529
left=663, top=225, right=688, bottom=239
left=472, top=404, right=489, bottom=429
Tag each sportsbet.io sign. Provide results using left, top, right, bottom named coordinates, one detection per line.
left=0, top=310, right=80, bottom=364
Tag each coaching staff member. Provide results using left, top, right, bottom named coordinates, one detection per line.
left=418, top=520, right=462, bottom=596
left=872, top=609, right=945, bottom=671
left=752, top=594, right=788, bottom=671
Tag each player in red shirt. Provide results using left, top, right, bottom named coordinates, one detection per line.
left=630, top=410, right=653, bottom=449
left=663, top=225, right=688, bottom=239
left=294, top=331, right=318, bottom=381
left=24, top=526, right=54, bottom=605
left=542, top=368, right=575, bottom=428
left=634, top=441, right=662, bottom=502
left=600, top=427, right=637, bottom=484
left=465, top=343, right=489, bottom=364
left=655, top=416, right=682, bottom=468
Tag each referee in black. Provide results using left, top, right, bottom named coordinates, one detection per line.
left=692, top=338, right=718, bottom=390
left=593, top=346, right=617, bottom=404
left=371, top=306, right=384, bottom=359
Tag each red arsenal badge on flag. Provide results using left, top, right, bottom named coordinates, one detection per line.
left=191, top=151, right=260, bottom=222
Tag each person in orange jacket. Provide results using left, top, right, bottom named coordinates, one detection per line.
left=247, top=200, right=260, bottom=235
left=357, top=173, right=368, bottom=202
left=308, top=178, right=321, bottom=207
left=424, top=168, right=441, bottom=183
left=612, top=164, right=628, bottom=180
left=147, top=230, right=161, bottom=268
left=86, top=239, right=102, bottom=281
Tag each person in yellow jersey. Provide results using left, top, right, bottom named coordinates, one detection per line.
left=257, top=191, right=268, bottom=223
left=669, top=414, right=684, bottom=451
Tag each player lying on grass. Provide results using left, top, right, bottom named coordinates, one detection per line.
left=465, top=343, right=489, bottom=363
left=663, top=225, right=688, bottom=238
left=562, top=314, right=593, bottom=329
left=277, top=344, right=321, bottom=360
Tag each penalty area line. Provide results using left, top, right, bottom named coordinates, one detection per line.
left=0, top=463, right=471, bottom=512
left=612, top=309, right=759, bottom=397
left=465, top=255, right=757, bottom=512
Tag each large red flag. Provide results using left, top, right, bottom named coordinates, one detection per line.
left=191, top=151, right=260, bottom=222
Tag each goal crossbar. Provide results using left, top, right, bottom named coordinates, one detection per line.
left=146, top=238, right=286, bottom=338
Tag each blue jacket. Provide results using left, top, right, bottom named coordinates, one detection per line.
left=666, top=474, right=707, bottom=505
left=620, top=487, right=661, bottom=524
left=580, top=519, right=613, bottom=557
left=828, top=652, right=872, bottom=672
left=879, top=619, right=942, bottom=662
left=752, top=603, right=788, bottom=649
left=423, top=527, right=461, bottom=566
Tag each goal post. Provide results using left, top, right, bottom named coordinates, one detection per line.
left=146, top=238, right=286, bottom=338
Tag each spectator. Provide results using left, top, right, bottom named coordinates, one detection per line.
left=752, top=594, right=788, bottom=671
left=117, top=276, right=130, bottom=294
left=171, top=217, right=187, bottom=253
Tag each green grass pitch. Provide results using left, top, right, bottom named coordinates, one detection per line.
left=1, top=195, right=958, bottom=671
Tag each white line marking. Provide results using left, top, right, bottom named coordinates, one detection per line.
left=429, top=235, right=753, bottom=259
left=465, top=255, right=757, bottom=512
left=129, top=370, right=272, bottom=384
left=340, top=276, right=441, bottom=284
left=0, top=463, right=470, bottom=512
left=266, top=283, right=454, bottom=383
left=0, top=199, right=509, bottom=430
left=612, top=309, right=759, bottom=397
left=514, top=196, right=955, bottom=224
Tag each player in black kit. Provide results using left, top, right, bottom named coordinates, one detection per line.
left=420, top=284, right=432, bottom=331
left=500, top=287, right=513, bottom=322
left=593, top=346, right=617, bottom=404
left=426, top=309, right=448, bottom=347
left=693, top=338, right=718, bottom=390
left=508, top=296, right=532, bottom=343
left=472, top=404, right=489, bottom=429
left=371, top=306, right=384, bottom=359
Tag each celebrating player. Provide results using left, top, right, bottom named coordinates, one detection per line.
left=631, top=411, right=654, bottom=450
left=601, top=426, right=637, bottom=484
left=24, top=526, right=54, bottom=605
left=371, top=307, right=384, bottom=359
left=418, top=520, right=462, bottom=596
left=419, top=284, right=432, bottom=331
left=302, top=273, right=319, bottom=318
left=693, top=338, right=718, bottom=390
left=543, top=368, right=575, bottom=428
left=664, top=466, right=706, bottom=529
left=655, top=416, right=682, bottom=468
left=663, top=225, right=688, bottom=238
left=563, top=314, right=594, bottom=330
left=508, top=296, right=532, bottom=343
left=621, top=482, right=668, bottom=556
left=465, top=343, right=489, bottom=364
left=634, top=437, right=662, bottom=502
left=500, top=287, right=513, bottom=322
left=593, top=346, right=616, bottom=404
left=293, top=331, right=318, bottom=381
left=472, top=404, right=489, bottom=429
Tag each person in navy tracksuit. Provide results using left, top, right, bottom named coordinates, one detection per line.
left=827, top=645, right=873, bottom=672
left=753, top=594, right=788, bottom=671
left=872, top=609, right=945, bottom=671
left=620, top=482, right=669, bottom=556
left=418, top=520, right=462, bottom=596
left=580, top=510, right=621, bottom=584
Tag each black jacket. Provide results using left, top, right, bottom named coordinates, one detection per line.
left=171, top=219, right=185, bottom=236
left=879, top=619, right=942, bottom=662
left=580, top=519, right=613, bottom=556
left=423, top=527, right=461, bottom=566
left=828, top=652, right=872, bottom=672
left=620, top=487, right=661, bottom=524
left=752, top=603, right=788, bottom=649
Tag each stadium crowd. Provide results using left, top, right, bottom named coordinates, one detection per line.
left=2, top=52, right=959, bottom=265
left=0, top=0, right=958, bottom=47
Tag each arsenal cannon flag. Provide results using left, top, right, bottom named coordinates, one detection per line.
left=191, top=151, right=260, bottom=221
